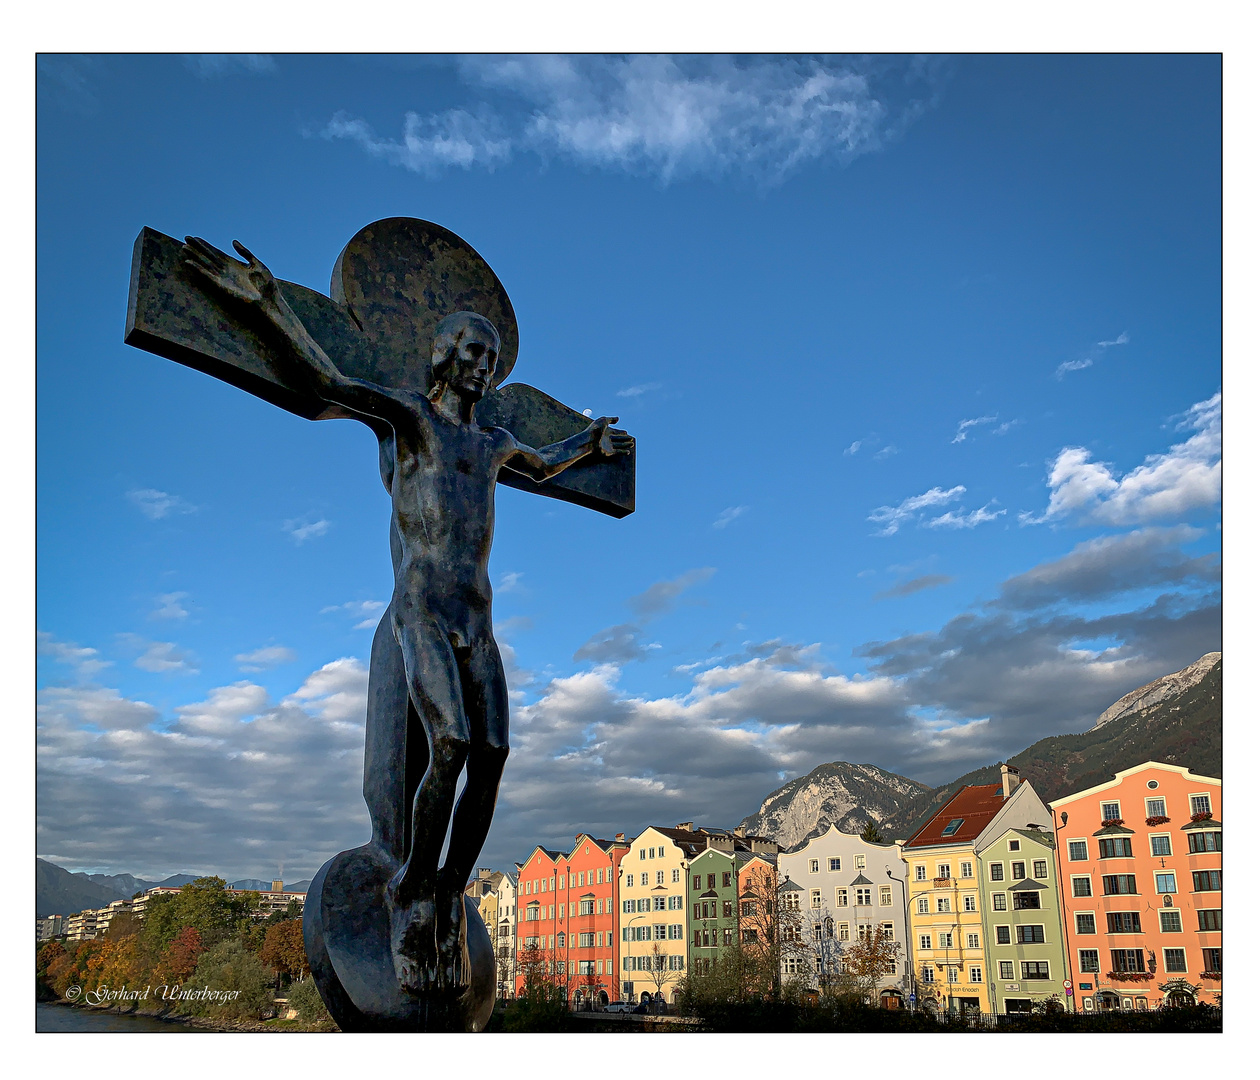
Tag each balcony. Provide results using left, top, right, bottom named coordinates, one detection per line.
left=932, top=877, right=951, bottom=888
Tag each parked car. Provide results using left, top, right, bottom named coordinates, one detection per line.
left=603, top=1001, right=636, bottom=1014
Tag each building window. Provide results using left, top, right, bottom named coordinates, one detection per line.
left=941, top=818, right=964, bottom=837
left=936, top=897, right=950, bottom=913
left=669, top=923, right=683, bottom=939
left=1159, top=910, right=1182, bottom=934
left=1015, top=925, right=1045, bottom=944
left=1190, top=794, right=1212, bottom=817
left=655, top=871, right=664, bottom=885
left=1008, top=839, right=1021, bottom=851
left=1101, top=801, right=1121, bottom=821
left=1013, top=892, right=1040, bottom=910
left=579, top=900, right=594, bottom=916
left=1076, top=912, right=1096, bottom=934
left=1010, top=861, right=1026, bottom=880
left=854, top=855, right=866, bottom=870
left=722, top=872, right=731, bottom=888
left=856, top=888, right=871, bottom=906
left=836, top=888, right=848, bottom=907
left=1068, top=840, right=1088, bottom=861
left=938, top=932, right=953, bottom=949
left=1098, top=837, right=1133, bottom=859
left=1146, top=797, right=1167, bottom=818
left=1155, top=872, right=1177, bottom=894
left=707, top=874, right=717, bottom=890
left=937, top=863, right=951, bottom=879
left=970, top=966, right=983, bottom=983
left=1187, top=831, right=1222, bottom=853
left=653, top=896, right=666, bottom=911
left=836, top=923, right=849, bottom=942
left=996, top=925, right=1011, bottom=944
left=671, top=868, right=680, bottom=883
left=1191, top=870, right=1222, bottom=892
left=809, top=859, right=819, bottom=874
left=960, top=861, right=974, bottom=878
left=916, top=897, right=929, bottom=914
left=1102, top=875, right=1138, bottom=895
left=1109, top=949, right=1146, bottom=974
left=669, top=895, right=683, bottom=910
left=1078, top=949, right=1100, bottom=973
left=640, top=873, right=648, bottom=886
left=1032, top=860, right=1048, bottom=879
left=990, top=863, right=1004, bottom=882
left=1198, top=909, right=1222, bottom=931
left=879, top=886, right=893, bottom=906
left=919, top=933, right=932, bottom=950
left=1106, top=911, right=1142, bottom=934
left=914, top=865, right=926, bottom=881
left=1164, top=948, right=1187, bottom=973
left=921, top=966, right=935, bottom=983
left=1202, top=948, right=1222, bottom=973
left=830, top=857, right=842, bottom=872
left=963, top=894, right=976, bottom=912
left=967, top=933, right=980, bottom=949
left=947, top=966, right=959, bottom=983
left=622, top=900, right=633, bottom=914
left=992, top=893, right=1007, bottom=911
left=998, top=961, right=1014, bottom=980
left=1150, top=835, right=1172, bottom=857
left=722, top=900, right=732, bottom=917
left=1072, top=876, right=1092, bottom=897
left=1021, top=961, right=1050, bottom=980
left=640, top=849, right=646, bottom=861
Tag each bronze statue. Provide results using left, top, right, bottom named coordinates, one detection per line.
left=126, top=219, right=636, bottom=1030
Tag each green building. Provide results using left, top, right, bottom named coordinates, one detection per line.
left=686, top=847, right=740, bottom=973
left=978, top=826, right=1070, bottom=1014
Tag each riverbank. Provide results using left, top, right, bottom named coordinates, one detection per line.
left=37, top=999, right=338, bottom=1033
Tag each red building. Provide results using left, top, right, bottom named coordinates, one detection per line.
left=515, top=833, right=630, bottom=1005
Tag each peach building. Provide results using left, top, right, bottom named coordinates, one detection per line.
left=1050, top=761, right=1221, bottom=1011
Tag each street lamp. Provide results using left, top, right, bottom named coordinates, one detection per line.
left=887, top=865, right=915, bottom=1010
left=1054, top=810, right=1078, bottom=1013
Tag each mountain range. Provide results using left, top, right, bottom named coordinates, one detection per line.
left=741, top=652, right=1222, bottom=850
left=36, top=859, right=312, bottom=919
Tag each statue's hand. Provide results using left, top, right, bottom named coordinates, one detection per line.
left=183, top=236, right=280, bottom=309
left=587, top=416, right=634, bottom=457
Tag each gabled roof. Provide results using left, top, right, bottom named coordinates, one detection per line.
left=778, top=877, right=804, bottom=892
left=849, top=873, right=872, bottom=886
left=903, top=783, right=1016, bottom=850
left=1008, top=878, right=1046, bottom=891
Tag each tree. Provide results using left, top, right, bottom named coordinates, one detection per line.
left=260, top=920, right=309, bottom=983
left=642, top=940, right=681, bottom=1005
left=182, top=938, right=274, bottom=1020
left=158, top=926, right=205, bottom=984
left=842, top=924, right=902, bottom=1005
left=737, top=865, right=810, bottom=999
left=140, top=877, right=259, bottom=954
left=860, top=819, right=884, bottom=844
left=804, top=908, right=850, bottom=998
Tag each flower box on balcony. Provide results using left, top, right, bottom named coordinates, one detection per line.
left=1105, top=970, right=1152, bottom=983
left=1189, top=811, right=1214, bottom=823
left=1145, top=815, right=1171, bottom=826
left=1100, top=818, right=1125, bottom=828
left=1200, top=972, right=1222, bottom=981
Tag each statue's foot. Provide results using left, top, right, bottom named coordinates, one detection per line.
left=387, top=890, right=437, bottom=997
left=435, top=886, right=470, bottom=994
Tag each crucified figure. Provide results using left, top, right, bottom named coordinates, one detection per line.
left=183, top=237, right=633, bottom=997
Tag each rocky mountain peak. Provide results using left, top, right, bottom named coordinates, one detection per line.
left=1094, top=652, right=1221, bottom=729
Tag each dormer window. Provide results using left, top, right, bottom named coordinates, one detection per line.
left=941, top=818, right=965, bottom=837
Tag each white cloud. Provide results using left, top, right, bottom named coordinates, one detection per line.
left=926, top=502, right=1007, bottom=530
left=184, top=55, right=277, bottom=79
left=235, top=645, right=298, bottom=672
left=322, top=56, right=940, bottom=187
left=118, top=635, right=198, bottom=675
left=498, top=571, right=525, bottom=593
left=868, top=485, right=965, bottom=536
left=951, top=415, right=997, bottom=443
left=37, top=631, right=112, bottom=678
left=150, top=592, right=190, bottom=620
left=616, top=382, right=662, bottom=398
left=1028, top=392, right=1221, bottom=526
left=843, top=440, right=862, bottom=456
left=713, top=506, right=748, bottom=529
left=1099, top=331, right=1130, bottom=347
left=321, top=599, right=386, bottom=631
left=127, top=488, right=195, bottom=520
left=1056, top=330, right=1129, bottom=379
left=284, top=517, right=331, bottom=543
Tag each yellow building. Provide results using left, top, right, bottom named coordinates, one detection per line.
left=902, top=765, right=1052, bottom=1015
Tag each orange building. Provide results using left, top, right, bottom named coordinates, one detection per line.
left=515, top=834, right=630, bottom=1005
left=1050, top=761, right=1222, bottom=1011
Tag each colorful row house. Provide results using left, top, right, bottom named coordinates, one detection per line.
left=902, top=764, right=1053, bottom=1014
left=1050, top=762, right=1222, bottom=1011
left=515, top=833, right=631, bottom=1005
left=777, top=824, right=912, bottom=1006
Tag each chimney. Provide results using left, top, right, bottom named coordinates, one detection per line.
left=733, top=825, right=746, bottom=838
left=677, top=821, right=694, bottom=832
left=615, top=833, right=625, bottom=842
left=271, top=879, right=283, bottom=893
left=1000, top=763, right=1020, bottom=798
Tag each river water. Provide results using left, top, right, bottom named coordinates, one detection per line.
left=37, top=1001, right=200, bottom=1032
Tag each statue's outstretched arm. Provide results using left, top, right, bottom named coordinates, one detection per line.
left=182, top=236, right=416, bottom=425
left=505, top=416, right=633, bottom=482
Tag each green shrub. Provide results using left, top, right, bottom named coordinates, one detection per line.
left=286, top=977, right=331, bottom=1021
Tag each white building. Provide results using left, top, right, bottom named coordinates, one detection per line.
left=777, top=824, right=913, bottom=1006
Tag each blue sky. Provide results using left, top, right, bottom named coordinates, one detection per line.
left=36, top=53, right=1222, bottom=883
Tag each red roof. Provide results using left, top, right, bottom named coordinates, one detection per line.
left=902, top=782, right=1015, bottom=849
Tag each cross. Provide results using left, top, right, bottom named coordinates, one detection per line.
left=125, top=217, right=635, bottom=1031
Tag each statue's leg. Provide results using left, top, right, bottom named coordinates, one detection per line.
left=385, top=619, right=470, bottom=996
left=435, top=633, right=510, bottom=991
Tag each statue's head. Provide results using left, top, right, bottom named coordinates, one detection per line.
left=431, top=311, right=501, bottom=400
